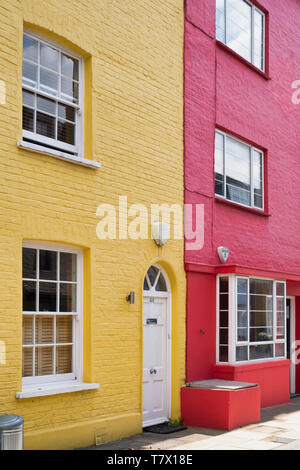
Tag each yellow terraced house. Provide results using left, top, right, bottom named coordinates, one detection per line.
left=0, top=0, right=185, bottom=450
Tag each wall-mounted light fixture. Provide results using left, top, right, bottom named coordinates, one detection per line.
left=218, top=246, right=230, bottom=264
left=151, top=221, right=170, bottom=247
left=126, top=292, right=135, bottom=304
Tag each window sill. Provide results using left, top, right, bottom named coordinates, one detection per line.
left=216, top=40, right=270, bottom=81
left=16, top=381, right=100, bottom=399
left=17, top=140, right=101, bottom=169
left=215, top=196, right=270, bottom=217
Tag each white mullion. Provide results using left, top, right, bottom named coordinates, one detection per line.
left=54, top=251, right=60, bottom=375
left=250, top=148, right=254, bottom=208
left=251, top=4, right=255, bottom=65
left=228, top=275, right=235, bottom=363
left=273, top=281, right=276, bottom=358
left=223, top=133, right=227, bottom=198
left=224, top=0, right=227, bottom=44
left=33, top=249, right=39, bottom=377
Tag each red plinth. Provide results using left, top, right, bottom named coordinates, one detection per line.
left=181, top=385, right=261, bottom=431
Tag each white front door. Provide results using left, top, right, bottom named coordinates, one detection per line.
left=142, top=266, right=170, bottom=427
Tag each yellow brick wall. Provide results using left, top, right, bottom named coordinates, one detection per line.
left=0, top=0, right=185, bottom=449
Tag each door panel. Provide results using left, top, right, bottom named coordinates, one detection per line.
left=143, top=296, right=168, bottom=426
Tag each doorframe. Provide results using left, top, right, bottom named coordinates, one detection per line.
left=142, top=264, right=172, bottom=427
left=287, top=296, right=295, bottom=395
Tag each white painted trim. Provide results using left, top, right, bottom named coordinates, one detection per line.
left=142, top=264, right=172, bottom=427
left=287, top=296, right=295, bottom=395
left=215, top=129, right=264, bottom=212
left=18, top=140, right=101, bottom=168
left=21, top=241, right=84, bottom=389
left=16, top=381, right=99, bottom=399
left=220, top=0, right=265, bottom=72
left=216, top=273, right=287, bottom=365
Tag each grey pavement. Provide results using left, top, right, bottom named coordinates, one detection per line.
left=83, top=396, right=300, bottom=451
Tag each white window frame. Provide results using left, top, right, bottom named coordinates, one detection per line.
left=216, top=0, right=266, bottom=72
left=22, top=241, right=83, bottom=388
left=215, top=129, right=265, bottom=211
left=22, top=29, right=84, bottom=158
left=216, top=274, right=286, bottom=365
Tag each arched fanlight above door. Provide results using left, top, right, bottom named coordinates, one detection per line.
left=143, top=265, right=168, bottom=292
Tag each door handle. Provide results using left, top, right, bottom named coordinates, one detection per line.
left=150, top=368, right=157, bottom=374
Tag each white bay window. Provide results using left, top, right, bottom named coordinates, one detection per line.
left=217, top=275, right=286, bottom=364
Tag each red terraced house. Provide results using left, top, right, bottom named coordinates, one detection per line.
left=182, top=0, right=300, bottom=429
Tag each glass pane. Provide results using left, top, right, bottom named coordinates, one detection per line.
left=22, top=347, right=33, bottom=377
left=37, top=96, right=56, bottom=115
left=219, top=293, right=228, bottom=310
left=23, top=107, right=34, bottom=132
left=236, top=346, right=248, bottom=362
left=237, top=278, right=247, bottom=294
left=219, top=277, right=228, bottom=293
left=147, top=266, right=159, bottom=286
left=39, top=250, right=57, bottom=280
left=61, top=77, right=78, bottom=103
left=253, top=10, right=264, bottom=70
left=277, top=298, right=284, bottom=312
left=276, top=310, right=284, bottom=328
left=216, top=0, right=225, bottom=42
left=276, top=283, right=285, bottom=296
left=275, top=343, right=285, bottom=358
left=23, top=90, right=35, bottom=108
left=227, top=0, right=251, bottom=62
left=35, top=315, right=54, bottom=344
left=40, top=68, right=59, bottom=96
left=219, top=346, right=228, bottom=362
left=215, top=132, right=224, bottom=196
left=22, top=60, right=38, bottom=88
left=250, top=310, right=273, bottom=327
left=56, top=345, right=72, bottom=374
left=58, top=103, right=75, bottom=122
left=60, top=253, right=77, bottom=281
left=40, top=43, right=59, bottom=72
left=36, top=111, right=56, bottom=138
left=253, top=150, right=263, bottom=208
left=237, top=327, right=248, bottom=342
left=250, top=279, right=273, bottom=295
left=237, top=294, right=247, bottom=309
left=23, top=316, right=33, bottom=345
left=56, top=316, right=72, bottom=343
left=155, top=273, right=167, bottom=292
left=23, top=35, right=38, bottom=63
left=22, top=248, right=36, bottom=279
left=276, top=327, right=285, bottom=340
left=250, top=295, right=272, bottom=311
left=226, top=136, right=251, bottom=206
left=143, top=277, right=149, bottom=290
left=60, top=283, right=76, bottom=312
left=39, top=282, right=57, bottom=312
left=61, top=54, right=79, bottom=80
left=237, top=310, right=247, bottom=328
left=35, top=346, right=53, bottom=376
left=250, top=327, right=273, bottom=342
left=23, top=281, right=36, bottom=311
left=220, top=328, right=228, bottom=345
left=57, top=120, right=75, bottom=145
left=220, top=311, right=228, bottom=328
left=250, top=344, right=273, bottom=360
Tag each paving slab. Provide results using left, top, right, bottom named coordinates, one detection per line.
left=82, top=397, right=300, bottom=451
